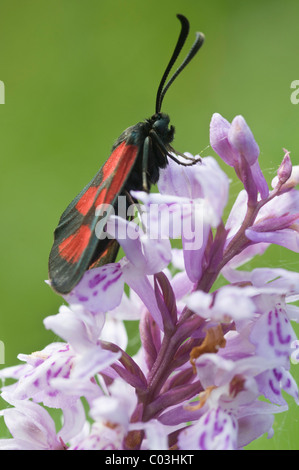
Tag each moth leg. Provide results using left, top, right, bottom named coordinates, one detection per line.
left=149, top=129, right=168, bottom=163
left=124, top=189, right=136, bottom=207
left=150, top=129, right=201, bottom=167
left=168, top=153, right=201, bottom=166
left=168, top=145, right=202, bottom=165
left=142, top=136, right=151, bottom=192
left=124, top=190, right=146, bottom=233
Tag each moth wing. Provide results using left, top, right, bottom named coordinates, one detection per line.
left=48, top=141, right=139, bottom=294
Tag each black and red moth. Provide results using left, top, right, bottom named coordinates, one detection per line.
left=49, top=14, right=204, bottom=295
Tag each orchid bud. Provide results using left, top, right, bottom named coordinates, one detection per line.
left=277, top=149, right=292, bottom=184
left=228, top=115, right=260, bottom=165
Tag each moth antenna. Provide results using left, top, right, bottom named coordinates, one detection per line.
left=155, top=15, right=204, bottom=113
left=155, top=14, right=190, bottom=114
left=159, top=31, right=204, bottom=109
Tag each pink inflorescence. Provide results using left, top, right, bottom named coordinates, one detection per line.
left=1, top=113, right=299, bottom=450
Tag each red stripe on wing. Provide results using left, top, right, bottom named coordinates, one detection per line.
left=102, top=141, right=133, bottom=179
left=75, top=186, right=98, bottom=215
left=75, top=141, right=138, bottom=214
left=59, top=224, right=91, bottom=263
left=95, top=142, right=138, bottom=207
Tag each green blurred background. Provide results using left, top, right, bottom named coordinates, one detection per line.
left=0, top=0, right=298, bottom=449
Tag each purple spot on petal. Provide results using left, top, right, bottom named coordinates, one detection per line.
left=33, top=379, right=39, bottom=387
left=273, top=368, right=282, bottom=381
left=103, top=272, right=122, bottom=291
left=199, top=432, right=206, bottom=450
left=224, top=434, right=230, bottom=449
left=269, top=379, right=280, bottom=395
left=268, top=330, right=274, bottom=346
left=274, top=348, right=289, bottom=358
left=268, top=311, right=272, bottom=324
left=285, top=378, right=291, bottom=389
left=88, top=273, right=107, bottom=288
left=92, top=290, right=98, bottom=296
left=78, top=295, right=89, bottom=302
left=33, top=359, right=44, bottom=367
left=53, top=367, right=63, bottom=378
left=214, top=420, right=224, bottom=433
left=276, top=321, right=291, bottom=345
left=204, top=413, right=210, bottom=426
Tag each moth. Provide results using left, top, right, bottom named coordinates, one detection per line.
left=49, top=14, right=204, bottom=294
